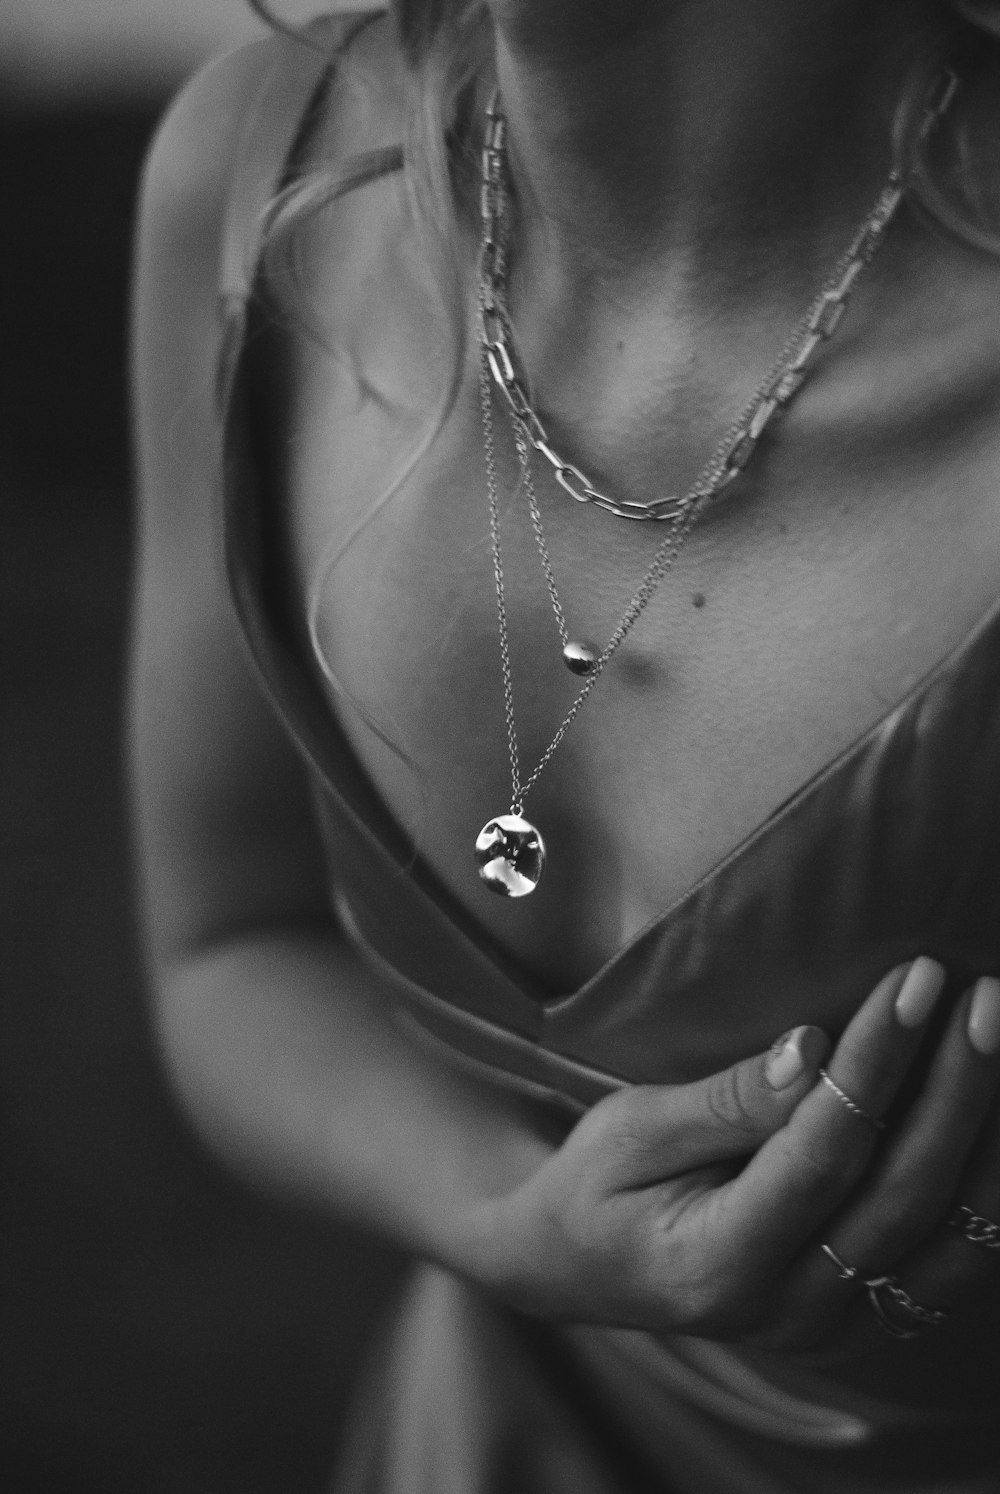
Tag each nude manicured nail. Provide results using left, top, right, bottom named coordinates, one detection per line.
left=894, top=957, right=947, bottom=1029
left=766, top=1025, right=829, bottom=1089
left=967, top=977, right=1000, bottom=1055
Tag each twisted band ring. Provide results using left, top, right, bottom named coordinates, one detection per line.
left=817, top=1069, right=886, bottom=1130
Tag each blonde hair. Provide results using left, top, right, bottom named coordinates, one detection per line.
left=245, top=0, right=1000, bottom=511
left=247, top=2, right=488, bottom=339
left=908, top=5, right=1000, bottom=251
left=244, top=1, right=1000, bottom=800
left=250, top=1, right=1000, bottom=266
left=243, top=2, right=495, bottom=793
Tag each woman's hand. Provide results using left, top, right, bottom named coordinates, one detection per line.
left=756, top=967, right=1000, bottom=1350
left=477, top=958, right=1000, bottom=1344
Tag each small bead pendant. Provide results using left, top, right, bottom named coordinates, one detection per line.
left=562, top=641, right=597, bottom=676
left=475, top=813, right=546, bottom=897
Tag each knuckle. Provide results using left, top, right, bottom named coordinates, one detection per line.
left=654, top=1249, right=730, bottom=1333
left=596, top=1088, right=657, bottom=1158
left=578, top=1089, right=644, bottom=1154
left=645, top=1215, right=759, bottom=1336
left=705, top=1063, right=762, bottom=1135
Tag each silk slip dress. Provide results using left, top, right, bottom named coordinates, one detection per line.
left=215, top=17, right=1000, bottom=1493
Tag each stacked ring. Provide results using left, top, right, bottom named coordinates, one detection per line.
left=947, top=1206, right=1000, bottom=1250
left=865, top=1275, right=949, bottom=1338
left=817, top=1070, right=885, bottom=1130
left=819, top=1244, right=950, bottom=1338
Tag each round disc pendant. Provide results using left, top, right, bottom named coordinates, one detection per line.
left=475, top=813, right=546, bottom=897
left=562, top=640, right=598, bottom=676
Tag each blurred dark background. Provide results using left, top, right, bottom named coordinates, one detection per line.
left=1, top=6, right=401, bottom=1491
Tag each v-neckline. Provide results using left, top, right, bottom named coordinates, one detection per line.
left=386, top=586, right=1000, bottom=1012
left=216, top=32, right=1000, bottom=1014
left=554, top=582, right=1000, bottom=1010
left=223, top=296, right=1000, bottom=1010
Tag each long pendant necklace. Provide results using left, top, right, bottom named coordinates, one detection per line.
left=474, top=76, right=957, bottom=898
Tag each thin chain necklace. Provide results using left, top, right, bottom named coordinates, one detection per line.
left=474, top=75, right=958, bottom=899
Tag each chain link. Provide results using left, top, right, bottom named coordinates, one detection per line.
left=478, top=73, right=957, bottom=815
left=479, top=78, right=956, bottom=523
left=483, top=355, right=700, bottom=807
left=948, top=1205, right=1000, bottom=1248
left=479, top=321, right=525, bottom=810
left=879, top=1277, right=949, bottom=1328
left=518, top=428, right=570, bottom=651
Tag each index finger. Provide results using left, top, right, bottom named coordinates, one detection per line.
left=718, top=958, right=947, bottom=1270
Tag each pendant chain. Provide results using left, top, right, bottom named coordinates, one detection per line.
left=477, top=70, right=958, bottom=831
left=482, top=341, right=704, bottom=814
left=519, top=427, right=570, bottom=651
left=479, top=341, right=526, bottom=811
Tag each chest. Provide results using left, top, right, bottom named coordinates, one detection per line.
left=261, top=205, right=1000, bottom=991
left=276, top=405, right=996, bottom=991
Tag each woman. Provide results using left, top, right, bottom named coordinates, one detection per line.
left=130, top=1, right=1000, bottom=1488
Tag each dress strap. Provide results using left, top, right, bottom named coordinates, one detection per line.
left=218, top=10, right=383, bottom=304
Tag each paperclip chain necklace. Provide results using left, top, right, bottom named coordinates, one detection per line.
left=474, top=76, right=957, bottom=898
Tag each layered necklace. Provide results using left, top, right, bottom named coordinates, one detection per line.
left=473, top=75, right=957, bottom=898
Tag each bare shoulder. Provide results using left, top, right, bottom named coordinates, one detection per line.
left=136, top=10, right=401, bottom=256
left=132, top=12, right=405, bottom=467
left=136, top=37, right=279, bottom=304
left=131, top=36, right=291, bottom=536
left=130, top=29, right=374, bottom=960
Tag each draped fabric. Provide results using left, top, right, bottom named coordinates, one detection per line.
left=215, top=20, right=1000, bottom=1491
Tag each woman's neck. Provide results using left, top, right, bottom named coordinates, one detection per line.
left=487, top=0, right=943, bottom=309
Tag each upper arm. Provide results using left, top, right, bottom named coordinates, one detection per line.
left=129, top=41, right=332, bottom=971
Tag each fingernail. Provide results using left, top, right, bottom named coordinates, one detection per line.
left=766, top=1025, right=830, bottom=1089
left=968, top=976, right=1000, bottom=1055
left=894, top=956, right=947, bottom=1028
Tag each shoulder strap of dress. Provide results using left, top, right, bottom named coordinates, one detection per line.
left=219, top=9, right=384, bottom=304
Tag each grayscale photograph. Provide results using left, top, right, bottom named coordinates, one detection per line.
left=4, top=2, right=1000, bottom=1491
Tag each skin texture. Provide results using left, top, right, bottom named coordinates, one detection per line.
left=287, top=9, right=1000, bottom=989
left=130, top=2, right=1000, bottom=1346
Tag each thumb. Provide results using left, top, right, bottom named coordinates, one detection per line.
left=586, top=1025, right=831, bottom=1188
